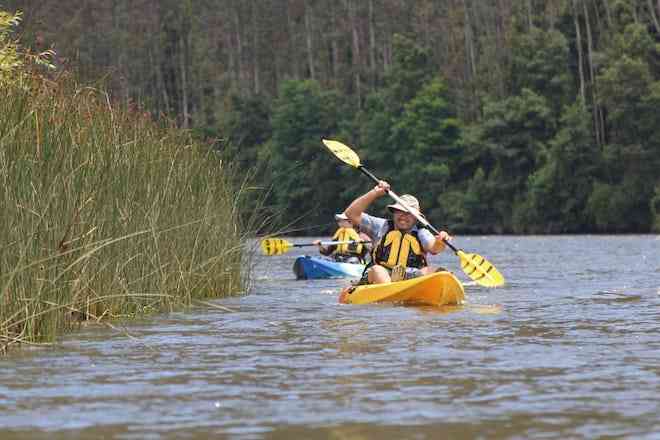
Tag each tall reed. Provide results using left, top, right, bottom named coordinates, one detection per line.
left=1, top=73, right=254, bottom=353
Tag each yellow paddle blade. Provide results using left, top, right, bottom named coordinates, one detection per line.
left=260, top=238, right=292, bottom=256
left=457, top=251, right=505, bottom=287
left=322, top=139, right=361, bottom=168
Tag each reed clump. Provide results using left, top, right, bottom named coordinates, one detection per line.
left=1, top=71, right=252, bottom=353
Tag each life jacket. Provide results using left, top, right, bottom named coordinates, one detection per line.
left=331, top=227, right=363, bottom=256
left=371, top=221, right=427, bottom=269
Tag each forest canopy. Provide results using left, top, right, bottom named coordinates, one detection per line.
left=5, top=0, right=660, bottom=233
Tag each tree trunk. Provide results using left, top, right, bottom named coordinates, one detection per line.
left=331, top=2, right=340, bottom=81
left=286, top=1, right=300, bottom=79
left=233, top=5, right=244, bottom=94
left=369, top=0, right=376, bottom=87
left=154, top=4, right=170, bottom=115
left=348, top=0, right=361, bottom=107
left=583, top=1, right=603, bottom=147
left=180, top=32, right=189, bottom=128
left=572, top=0, right=586, bottom=104
left=181, top=2, right=193, bottom=129
left=591, top=0, right=603, bottom=33
left=648, top=0, right=660, bottom=33
left=461, top=0, right=478, bottom=119
left=494, top=0, right=512, bottom=97
left=181, top=0, right=193, bottom=127
left=463, top=0, right=476, bottom=81
left=602, top=0, right=612, bottom=27
left=304, top=0, right=316, bottom=79
left=111, top=0, right=129, bottom=104
left=252, top=0, right=261, bottom=94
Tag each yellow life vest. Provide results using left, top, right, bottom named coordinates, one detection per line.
left=331, top=227, right=363, bottom=256
left=372, top=223, right=427, bottom=269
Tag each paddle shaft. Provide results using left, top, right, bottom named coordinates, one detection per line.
left=357, top=166, right=460, bottom=254
left=295, top=240, right=371, bottom=248
left=321, top=138, right=504, bottom=286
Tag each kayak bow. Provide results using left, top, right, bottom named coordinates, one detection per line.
left=339, top=271, right=465, bottom=307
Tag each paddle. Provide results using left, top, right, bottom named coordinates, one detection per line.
left=321, top=139, right=505, bottom=287
left=261, top=237, right=371, bottom=256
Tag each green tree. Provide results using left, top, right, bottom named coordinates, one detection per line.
left=593, top=21, right=660, bottom=231
left=382, top=34, right=435, bottom=106
left=475, top=89, right=556, bottom=232
left=442, top=167, right=500, bottom=234
left=268, top=79, right=350, bottom=231
left=509, top=26, right=574, bottom=115
left=390, top=77, right=462, bottom=220
left=651, top=184, right=660, bottom=232
left=357, top=33, right=442, bottom=215
left=218, top=93, right=272, bottom=172
left=524, top=102, right=597, bottom=232
left=586, top=178, right=653, bottom=232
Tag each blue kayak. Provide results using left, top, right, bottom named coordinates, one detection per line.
left=293, top=256, right=366, bottom=280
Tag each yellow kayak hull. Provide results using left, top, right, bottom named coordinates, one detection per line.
left=339, top=271, right=465, bottom=307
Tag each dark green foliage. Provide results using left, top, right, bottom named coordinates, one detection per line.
left=219, top=93, right=272, bottom=171
left=524, top=103, right=597, bottom=233
left=391, top=78, right=462, bottom=220
left=465, top=89, right=555, bottom=232
left=7, top=1, right=660, bottom=234
left=651, top=185, right=660, bottom=232
left=356, top=36, right=463, bottom=222
left=382, top=34, right=436, bottom=107
left=509, top=26, right=574, bottom=114
left=267, top=80, right=355, bottom=232
left=442, top=168, right=500, bottom=234
left=589, top=21, right=660, bottom=232
left=587, top=179, right=653, bottom=232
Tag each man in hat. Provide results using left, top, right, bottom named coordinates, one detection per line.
left=344, top=180, right=452, bottom=284
left=313, top=212, right=371, bottom=263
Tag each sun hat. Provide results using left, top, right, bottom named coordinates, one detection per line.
left=334, top=212, right=349, bottom=221
left=387, top=194, right=422, bottom=216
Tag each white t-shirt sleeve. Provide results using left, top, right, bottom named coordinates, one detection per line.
left=417, top=228, right=435, bottom=252
left=359, top=213, right=388, bottom=242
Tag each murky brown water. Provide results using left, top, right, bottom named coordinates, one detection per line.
left=1, top=236, right=660, bottom=439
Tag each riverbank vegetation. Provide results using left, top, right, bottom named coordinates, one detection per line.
left=1, top=10, right=252, bottom=353
left=6, top=0, right=659, bottom=234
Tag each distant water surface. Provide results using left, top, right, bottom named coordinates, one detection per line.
left=1, top=235, right=659, bottom=439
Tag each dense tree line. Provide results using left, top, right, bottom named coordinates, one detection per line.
left=6, top=0, right=660, bottom=233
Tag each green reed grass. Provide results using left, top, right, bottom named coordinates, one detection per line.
left=1, top=73, right=257, bottom=353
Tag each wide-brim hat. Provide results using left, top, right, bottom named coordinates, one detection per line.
left=334, top=212, right=349, bottom=221
left=387, top=194, right=422, bottom=217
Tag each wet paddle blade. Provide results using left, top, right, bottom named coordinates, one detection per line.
left=260, top=238, right=292, bottom=256
left=457, top=251, right=505, bottom=287
left=322, top=139, right=361, bottom=168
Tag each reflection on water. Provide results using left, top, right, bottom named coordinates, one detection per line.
left=1, top=236, right=660, bottom=439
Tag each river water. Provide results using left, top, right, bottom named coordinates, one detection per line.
left=1, top=235, right=659, bottom=439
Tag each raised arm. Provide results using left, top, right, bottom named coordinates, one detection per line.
left=345, top=181, right=390, bottom=225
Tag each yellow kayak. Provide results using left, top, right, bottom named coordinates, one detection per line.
left=339, top=271, right=465, bottom=307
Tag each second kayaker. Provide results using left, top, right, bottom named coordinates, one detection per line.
left=313, top=213, right=371, bottom=264
left=344, top=180, right=452, bottom=284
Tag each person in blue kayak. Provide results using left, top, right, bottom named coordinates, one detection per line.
left=313, top=213, right=371, bottom=264
left=344, top=180, right=452, bottom=284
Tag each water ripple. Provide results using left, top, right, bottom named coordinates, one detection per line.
left=1, top=236, right=660, bottom=439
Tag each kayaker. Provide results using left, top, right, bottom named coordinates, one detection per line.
left=313, top=213, right=371, bottom=264
left=344, top=181, right=452, bottom=284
